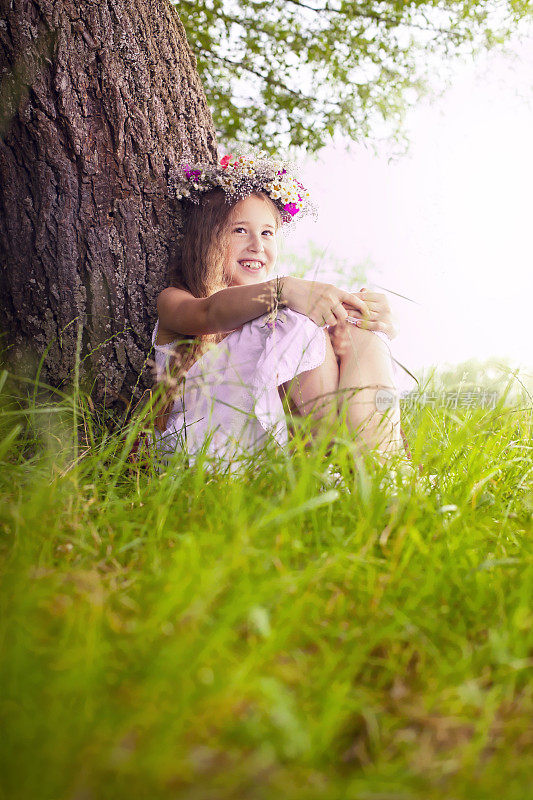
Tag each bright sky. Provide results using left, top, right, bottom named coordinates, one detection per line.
left=282, top=33, right=533, bottom=376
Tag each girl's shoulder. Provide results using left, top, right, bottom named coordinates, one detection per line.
left=157, top=284, right=191, bottom=303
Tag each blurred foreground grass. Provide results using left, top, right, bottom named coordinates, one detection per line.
left=0, top=366, right=532, bottom=800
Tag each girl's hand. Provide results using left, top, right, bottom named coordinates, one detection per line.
left=329, top=289, right=397, bottom=355
left=281, top=277, right=370, bottom=327
left=351, top=288, right=397, bottom=339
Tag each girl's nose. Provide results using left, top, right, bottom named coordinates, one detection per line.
left=248, top=233, right=264, bottom=252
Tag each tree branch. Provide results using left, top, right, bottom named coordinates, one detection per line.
left=206, top=51, right=310, bottom=100
left=282, top=0, right=462, bottom=36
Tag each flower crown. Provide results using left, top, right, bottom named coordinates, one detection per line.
left=168, top=149, right=316, bottom=225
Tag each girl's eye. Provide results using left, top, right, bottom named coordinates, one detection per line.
left=233, top=227, right=274, bottom=235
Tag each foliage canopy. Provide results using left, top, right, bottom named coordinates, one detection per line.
left=175, top=0, right=532, bottom=153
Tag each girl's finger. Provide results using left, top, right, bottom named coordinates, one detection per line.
left=321, top=311, right=337, bottom=327
left=340, top=291, right=370, bottom=318
left=363, top=299, right=387, bottom=312
left=356, top=319, right=381, bottom=332
left=357, top=291, right=383, bottom=303
left=355, top=310, right=382, bottom=322
left=332, top=302, right=348, bottom=325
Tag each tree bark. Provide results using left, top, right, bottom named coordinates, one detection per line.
left=0, top=0, right=217, bottom=409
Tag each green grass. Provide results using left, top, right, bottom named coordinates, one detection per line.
left=1, top=366, right=532, bottom=800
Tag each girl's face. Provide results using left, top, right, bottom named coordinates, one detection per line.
left=224, top=195, right=279, bottom=287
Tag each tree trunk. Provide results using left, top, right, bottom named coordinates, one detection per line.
left=0, top=0, right=217, bottom=410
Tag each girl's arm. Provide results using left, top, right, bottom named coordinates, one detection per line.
left=157, top=278, right=370, bottom=336
left=157, top=281, right=278, bottom=336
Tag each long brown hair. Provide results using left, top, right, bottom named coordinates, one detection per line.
left=153, top=189, right=281, bottom=432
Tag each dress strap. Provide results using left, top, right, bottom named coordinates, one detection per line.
left=151, top=319, right=159, bottom=347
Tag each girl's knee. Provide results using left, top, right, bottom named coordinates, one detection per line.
left=342, top=327, right=395, bottom=385
left=347, top=326, right=390, bottom=356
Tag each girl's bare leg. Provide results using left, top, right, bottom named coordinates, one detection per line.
left=278, top=333, right=340, bottom=444
left=337, top=326, right=402, bottom=454
left=279, top=327, right=403, bottom=456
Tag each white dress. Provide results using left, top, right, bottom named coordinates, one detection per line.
left=150, top=310, right=328, bottom=467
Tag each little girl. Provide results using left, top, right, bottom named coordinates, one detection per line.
left=151, top=151, right=402, bottom=467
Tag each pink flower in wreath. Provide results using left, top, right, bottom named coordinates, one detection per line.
left=284, top=202, right=300, bottom=217
left=220, top=154, right=233, bottom=169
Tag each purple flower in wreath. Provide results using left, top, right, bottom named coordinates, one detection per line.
left=184, top=167, right=202, bottom=181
